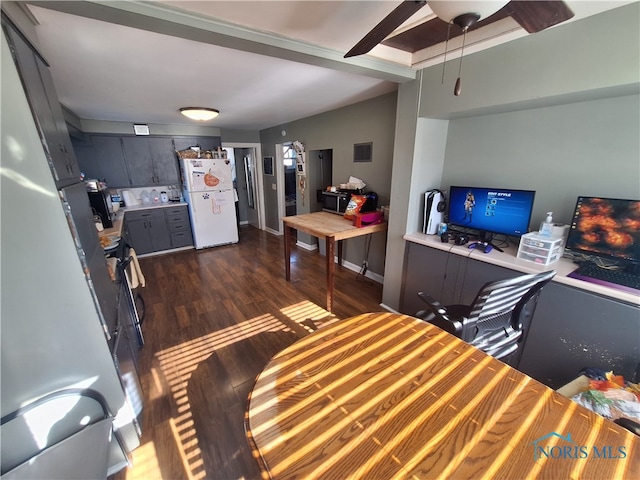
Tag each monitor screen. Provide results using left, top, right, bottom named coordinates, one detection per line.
left=447, top=186, right=536, bottom=237
left=565, top=196, right=640, bottom=263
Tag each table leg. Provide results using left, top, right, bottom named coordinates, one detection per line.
left=284, top=225, right=292, bottom=281
left=326, top=236, right=335, bottom=312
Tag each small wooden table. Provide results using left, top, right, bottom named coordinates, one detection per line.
left=282, top=212, right=387, bottom=312
left=246, top=313, right=639, bottom=479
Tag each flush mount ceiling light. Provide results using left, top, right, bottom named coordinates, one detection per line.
left=179, top=107, right=220, bottom=121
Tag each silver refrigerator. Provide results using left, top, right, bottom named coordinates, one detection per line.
left=1, top=24, right=141, bottom=478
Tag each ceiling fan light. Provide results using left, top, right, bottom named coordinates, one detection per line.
left=179, top=107, right=220, bottom=121
left=429, top=1, right=509, bottom=23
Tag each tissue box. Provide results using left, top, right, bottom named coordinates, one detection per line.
left=353, top=211, right=384, bottom=228
left=517, top=232, right=564, bottom=265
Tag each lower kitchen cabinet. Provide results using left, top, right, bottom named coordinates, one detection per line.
left=124, top=206, right=192, bottom=255
left=165, top=206, right=193, bottom=248
left=400, top=238, right=640, bottom=389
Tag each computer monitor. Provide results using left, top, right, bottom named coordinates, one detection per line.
left=565, top=196, right=640, bottom=265
left=447, top=186, right=536, bottom=239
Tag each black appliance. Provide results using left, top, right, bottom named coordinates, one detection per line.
left=88, top=191, right=113, bottom=228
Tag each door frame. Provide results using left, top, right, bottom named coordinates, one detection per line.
left=275, top=143, right=286, bottom=235
left=222, top=142, right=265, bottom=230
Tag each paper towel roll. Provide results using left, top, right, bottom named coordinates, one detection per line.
left=551, top=224, right=569, bottom=239
left=121, top=190, right=137, bottom=206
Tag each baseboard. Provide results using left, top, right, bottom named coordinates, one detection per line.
left=379, top=303, right=400, bottom=314
left=265, top=227, right=281, bottom=236
left=339, top=258, right=384, bottom=284
left=296, top=240, right=317, bottom=251
left=239, top=220, right=249, bottom=226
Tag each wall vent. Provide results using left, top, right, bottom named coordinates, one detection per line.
left=353, top=142, right=372, bottom=162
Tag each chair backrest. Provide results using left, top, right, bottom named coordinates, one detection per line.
left=462, top=270, right=556, bottom=360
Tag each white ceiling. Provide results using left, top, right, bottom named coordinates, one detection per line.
left=23, top=1, right=634, bottom=131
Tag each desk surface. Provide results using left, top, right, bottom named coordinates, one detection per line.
left=283, top=211, right=387, bottom=240
left=247, top=313, right=639, bottom=479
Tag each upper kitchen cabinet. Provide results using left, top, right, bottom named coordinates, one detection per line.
left=73, top=135, right=131, bottom=188
left=3, top=21, right=80, bottom=188
left=173, top=136, right=221, bottom=152
left=122, top=136, right=179, bottom=187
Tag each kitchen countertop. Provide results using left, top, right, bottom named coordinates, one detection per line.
left=121, top=201, right=187, bottom=212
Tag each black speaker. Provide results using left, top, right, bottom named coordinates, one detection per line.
left=440, top=232, right=451, bottom=243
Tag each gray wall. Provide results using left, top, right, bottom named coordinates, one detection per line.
left=382, top=2, right=640, bottom=311
left=441, top=95, right=640, bottom=228
left=221, top=128, right=260, bottom=143
left=260, top=92, right=397, bottom=277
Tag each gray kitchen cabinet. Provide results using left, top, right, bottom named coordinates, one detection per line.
left=124, top=206, right=192, bottom=254
left=122, top=137, right=178, bottom=186
left=148, top=137, right=179, bottom=185
left=124, top=209, right=171, bottom=255
left=73, top=135, right=131, bottom=188
left=4, top=22, right=79, bottom=188
left=173, top=136, right=221, bottom=152
left=165, top=205, right=193, bottom=248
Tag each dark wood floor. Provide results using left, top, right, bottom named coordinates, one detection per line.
left=114, top=225, right=385, bottom=480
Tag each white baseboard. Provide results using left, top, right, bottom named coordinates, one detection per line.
left=339, top=258, right=384, bottom=284
left=265, top=227, right=281, bottom=236
left=296, top=240, right=318, bottom=251
left=379, top=303, right=400, bottom=314
left=239, top=220, right=249, bottom=225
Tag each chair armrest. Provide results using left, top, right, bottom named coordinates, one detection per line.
left=416, top=292, right=462, bottom=335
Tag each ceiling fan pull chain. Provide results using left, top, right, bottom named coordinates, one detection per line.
left=455, top=27, right=468, bottom=96
left=441, top=22, right=452, bottom=85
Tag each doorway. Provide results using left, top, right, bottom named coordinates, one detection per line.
left=222, top=143, right=264, bottom=230
left=283, top=144, right=297, bottom=216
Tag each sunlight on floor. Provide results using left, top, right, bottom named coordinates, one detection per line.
left=122, top=440, right=162, bottom=479
left=122, top=301, right=337, bottom=480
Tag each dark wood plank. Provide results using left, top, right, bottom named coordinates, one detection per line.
left=113, top=225, right=384, bottom=480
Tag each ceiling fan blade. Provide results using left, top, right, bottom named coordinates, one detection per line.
left=506, top=0, right=574, bottom=33
left=344, top=0, right=427, bottom=58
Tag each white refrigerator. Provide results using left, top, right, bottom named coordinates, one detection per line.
left=181, top=158, right=239, bottom=249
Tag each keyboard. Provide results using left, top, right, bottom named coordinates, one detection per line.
left=569, top=262, right=640, bottom=294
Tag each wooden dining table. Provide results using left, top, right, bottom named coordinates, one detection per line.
left=282, top=212, right=387, bottom=312
left=246, top=312, right=639, bottom=479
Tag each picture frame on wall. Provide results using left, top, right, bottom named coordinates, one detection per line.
left=263, top=156, right=274, bottom=176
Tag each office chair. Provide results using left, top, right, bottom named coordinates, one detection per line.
left=416, top=270, right=556, bottom=363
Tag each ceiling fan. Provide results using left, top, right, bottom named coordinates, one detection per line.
left=345, top=1, right=575, bottom=58
left=345, top=1, right=574, bottom=95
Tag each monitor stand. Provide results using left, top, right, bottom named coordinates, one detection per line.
left=480, top=232, right=504, bottom=252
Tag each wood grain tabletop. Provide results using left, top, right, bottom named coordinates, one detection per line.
left=282, top=212, right=387, bottom=240
left=246, top=312, right=639, bottom=479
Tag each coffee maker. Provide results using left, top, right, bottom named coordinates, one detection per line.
left=87, top=190, right=113, bottom=228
